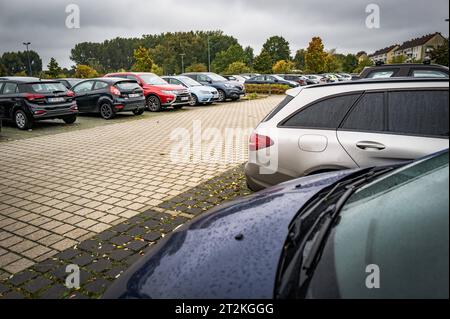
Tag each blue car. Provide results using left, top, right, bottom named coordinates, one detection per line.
left=162, top=75, right=219, bottom=106
left=104, top=150, right=449, bottom=299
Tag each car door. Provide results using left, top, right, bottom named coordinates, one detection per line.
left=337, top=90, right=449, bottom=168
left=91, top=81, right=109, bottom=112
left=273, top=93, right=361, bottom=178
left=72, top=81, right=95, bottom=112
left=0, top=82, right=7, bottom=120
left=0, top=82, right=19, bottom=119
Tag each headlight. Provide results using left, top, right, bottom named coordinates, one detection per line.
left=224, top=84, right=234, bottom=88
left=162, top=90, right=176, bottom=95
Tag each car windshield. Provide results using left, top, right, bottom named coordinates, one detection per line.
left=208, top=73, right=228, bottom=82
left=179, top=76, right=202, bottom=87
left=31, top=82, right=68, bottom=93
left=272, top=75, right=285, bottom=81
left=139, top=74, right=168, bottom=85
left=305, top=152, right=449, bottom=299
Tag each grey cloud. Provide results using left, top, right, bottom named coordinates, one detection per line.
left=0, top=0, right=448, bottom=68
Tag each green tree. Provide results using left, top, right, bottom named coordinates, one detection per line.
left=253, top=51, right=273, bottom=73
left=211, top=44, right=246, bottom=73
left=132, top=46, right=155, bottom=72
left=185, top=63, right=208, bottom=72
left=243, top=46, right=254, bottom=67
left=261, top=36, right=291, bottom=65
left=293, top=49, right=306, bottom=70
left=0, top=63, right=7, bottom=76
left=354, top=57, right=374, bottom=73
left=225, top=62, right=252, bottom=74
left=272, top=60, right=295, bottom=74
left=74, top=64, right=99, bottom=78
left=47, top=57, right=62, bottom=78
left=305, top=37, right=328, bottom=73
left=431, top=39, right=449, bottom=66
left=324, top=51, right=342, bottom=72
left=341, top=54, right=358, bottom=73
left=1, top=50, right=42, bottom=75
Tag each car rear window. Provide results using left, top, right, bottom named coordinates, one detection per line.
left=30, top=82, right=67, bottom=93
left=281, top=94, right=361, bottom=129
left=115, top=81, right=142, bottom=90
left=388, top=90, right=449, bottom=137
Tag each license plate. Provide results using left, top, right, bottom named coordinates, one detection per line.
left=181, top=97, right=189, bottom=101
left=128, top=93, right=140, bottom=98
left=48, top=97, right=65, bottom=103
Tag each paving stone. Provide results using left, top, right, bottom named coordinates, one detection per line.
left=23, top=277, right=53, bottom=294
left=86, top=259, right=112, bottom=273
left=109, top=249, right=133, bottom=262
left=142, top=232, right=161, bottom=242
left=83, top=278, right=111, bottom=294
left=9, top=270, right=38, bottom=286
left=40, top=284, right=68, bottom=299
left=1, top=291, right=25, bottom=299
left=110, top=235, right=133, bottom=246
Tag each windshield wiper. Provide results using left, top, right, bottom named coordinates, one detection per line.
left=275, top=166, right=396, bottom=299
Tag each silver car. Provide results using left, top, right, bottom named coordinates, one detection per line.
left=245, top=78, right=449, bottom=191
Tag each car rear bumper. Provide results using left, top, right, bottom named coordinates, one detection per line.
left=244, top=162, right=293, bottom=191
left=30, top=102, right=78, bottom=120
left=113, top=98, right=145, bottom=112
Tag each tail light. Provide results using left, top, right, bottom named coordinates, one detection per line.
left=24, top=93, right=45, bottom=101
left=66, top=90, right=75, bottom=97
left=110, top=86, right=121, bottom=96
left=249, top=133, right=274, bottom=151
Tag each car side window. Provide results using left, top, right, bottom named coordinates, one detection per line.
left=282, top=94, right=361, bottom=129
left=341, top=92, right=385, bottom=132
left=367, top=70, right=397, bottom=79
left=411, top=70, right=448, bottom=78
left=388, top=90, right=449, bottom=137
left=198, top=75, right=209, bottom=82
left=3, top=82, right=18, bottom=94
left=93, top=81, right=108, bottom=90
left=73, top=81, right=94, bottom=93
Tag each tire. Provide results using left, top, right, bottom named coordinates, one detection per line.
left=189, top=94, right=198, bottom=106
left=133, top=109, right=144, bottom=116
left=63, top=115, right=77, bottom=124
left=146, top=95, right=162, bottom=112
left=14, top=109, right=33, bottom=130
left=231, top=96, right=241, bottom=101
left=217, top=89, right=226, bottom=102
left=99, top=102, right=115, bottom=120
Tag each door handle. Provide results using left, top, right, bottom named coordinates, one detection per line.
left=356, top=141, right=386, bottom=151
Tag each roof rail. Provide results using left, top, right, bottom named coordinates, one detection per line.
left=306, top=77, right=449, bottom=89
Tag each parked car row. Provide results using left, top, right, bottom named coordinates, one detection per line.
left=105, top=76, right=449, bottom=300
left=0, top=71, right=247, bottom=130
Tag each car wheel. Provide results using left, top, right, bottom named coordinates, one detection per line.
left=14, top=109, right=33, bottom=130
left=217, top=90, right=226, bottom=102
left=189, top=95, right=198, bottom=106
left=146, top=95, right=162, bottom=112
left=133, top=109, right=144, bottom=116
left=100, top=102, right=115, bottom=120
left=231, top=96, right=240, bottom=101
left=63, top=115, right=77, bottom=124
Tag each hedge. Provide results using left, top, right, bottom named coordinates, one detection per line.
left=244, top=84, right=291, bottom=95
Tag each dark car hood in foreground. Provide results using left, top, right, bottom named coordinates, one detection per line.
left=103, top=170, right=358, bottom=299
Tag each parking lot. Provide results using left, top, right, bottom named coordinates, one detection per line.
left=0, top=96, right=279, bottom=297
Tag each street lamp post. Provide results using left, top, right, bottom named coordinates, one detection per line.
left=23, top=42, right=32, bottom=76
left=207, top=36, right=211, bottom=72
left=180, top=54, right=186, bottom=74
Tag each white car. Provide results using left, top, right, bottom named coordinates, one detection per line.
left=163, top=75, right=219, bottom=106
left=245, top=78, right=449, bottom=190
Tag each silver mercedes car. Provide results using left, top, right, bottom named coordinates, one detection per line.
left=245, top=78, right=449, bottom=191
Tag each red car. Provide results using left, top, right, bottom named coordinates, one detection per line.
left=104, top=72, right=191, bottom=111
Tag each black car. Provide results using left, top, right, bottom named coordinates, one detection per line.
left=104, top=150, right=449, bottom=299
left=71, top=78, right=145, bottom=119
left=0, top=78, right=78, bottom=130
left=182, top=72, right=245, bottom=102
left=279, top=74, right=315, bottom=86
left=358, top=63, right=449, bottom=79
left=55, top=78, right=83, bottom=89
left=245, top=75, right=299, bottom=88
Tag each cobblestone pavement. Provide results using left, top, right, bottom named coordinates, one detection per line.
left=0, top=96, right=282, bottom=293
left=0, top=165, right=249, bottom=299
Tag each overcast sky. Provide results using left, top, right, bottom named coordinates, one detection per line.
left=0, top=0, right=448, bottom=68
